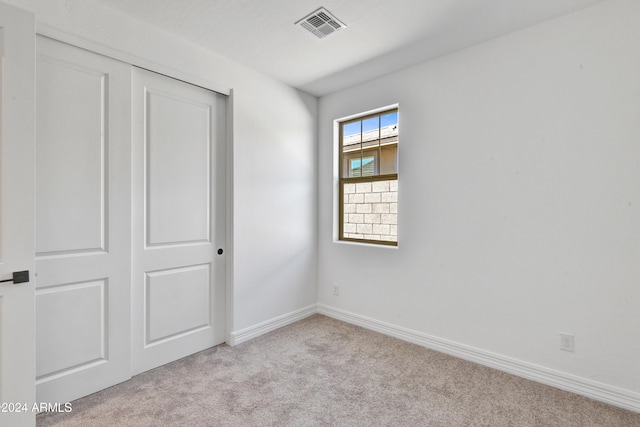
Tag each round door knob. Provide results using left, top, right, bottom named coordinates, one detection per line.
left=217, top=248, right=224, bottom=255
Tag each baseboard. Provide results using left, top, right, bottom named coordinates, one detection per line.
left=229, top=304, right=317, bottom=346
left=317, top=304, right=640, bottom=413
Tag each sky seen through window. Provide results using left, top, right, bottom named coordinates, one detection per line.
left=343, top=111, right=398, bottom=137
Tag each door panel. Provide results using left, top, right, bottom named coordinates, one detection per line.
left=36, top=280, right=107, bottom=377
left=35, top=36, right=131, bottom=404
left=132, top=67, right=226, bottom=375
left=146, top=89, right=212, bottom=245
left=0, top=3, right=35, bottom=427
left=36, top=55, right=108, bottom=254
left=146, top=264, right=211, bottom=343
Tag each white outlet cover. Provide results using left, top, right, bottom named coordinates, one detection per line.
left=560, top=333, right=574, bottom=352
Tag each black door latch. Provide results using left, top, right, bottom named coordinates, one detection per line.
left=0, top=270, right=29, bottom=284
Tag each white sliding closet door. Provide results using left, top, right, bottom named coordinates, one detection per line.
left=131, top=67, right=226, bottom=375
left=0, top=4, right=35, bottom=426
left=35, top=36, right=131, bottom=404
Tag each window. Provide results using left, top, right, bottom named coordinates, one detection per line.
left=339, top=108, right=398, bottom=245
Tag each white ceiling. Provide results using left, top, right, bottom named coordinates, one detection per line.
left=95, top=0, right=607, bottom=97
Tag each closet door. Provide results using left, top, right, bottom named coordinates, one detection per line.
left=131, top=67, right=226, bottom=375
left=35, top=36, right=131, bottom=404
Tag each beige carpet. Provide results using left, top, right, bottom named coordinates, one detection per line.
left=38, top=315, right=640, bottom=426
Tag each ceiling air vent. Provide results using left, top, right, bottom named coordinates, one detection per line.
left=296, top=7, right=346, bottom=39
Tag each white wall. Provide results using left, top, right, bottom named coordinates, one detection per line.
left=318, top=0, right=640, bottom=396
left=7, top=0, right=318, bottom=333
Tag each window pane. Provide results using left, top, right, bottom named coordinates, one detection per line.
left=342, top=120, right=361, bottom=178
left=342, top=178, right=397, bottom=243
left=381, top=111, right=398, bottom=129
left=362, top=116, right=379, bottom=135
left=362, top=117, right=379, bottom=152
left=343, top=121, right=361, bottom=138
left=362, top=116, right=379, bottom=132
left=349, top=158, right=362, bottom=177
left=380, top=111, right=398, bottom=174
left=343, top=121, right=361, bottom=154
left=360, top=156, right=375, bottom=177
left=380, top=145, right=397, bottom=175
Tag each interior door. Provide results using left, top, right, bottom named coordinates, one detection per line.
left=131, top=67, right=226, bottom=375
left=34, top=36, right=131, bottom=404
left=0, top=3, right=36, bottom=427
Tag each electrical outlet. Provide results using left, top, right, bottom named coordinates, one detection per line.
left=560, top=333, right=574, bottom=352
left=332, top=284, right=340, bottom=296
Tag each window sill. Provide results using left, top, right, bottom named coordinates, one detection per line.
left=334, top=239, right=399, bottom=249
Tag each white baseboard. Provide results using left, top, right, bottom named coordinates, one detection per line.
left=317, top=304, right=640, bottom=413
left=228, top=304, right=317, bottom=346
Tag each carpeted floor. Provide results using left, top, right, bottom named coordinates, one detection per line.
left=38, top=314, right=640, bottom=426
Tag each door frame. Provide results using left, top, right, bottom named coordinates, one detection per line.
left=0, top=2, right=36, bottom=426
left=34, top=26, right=235, bottom=344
